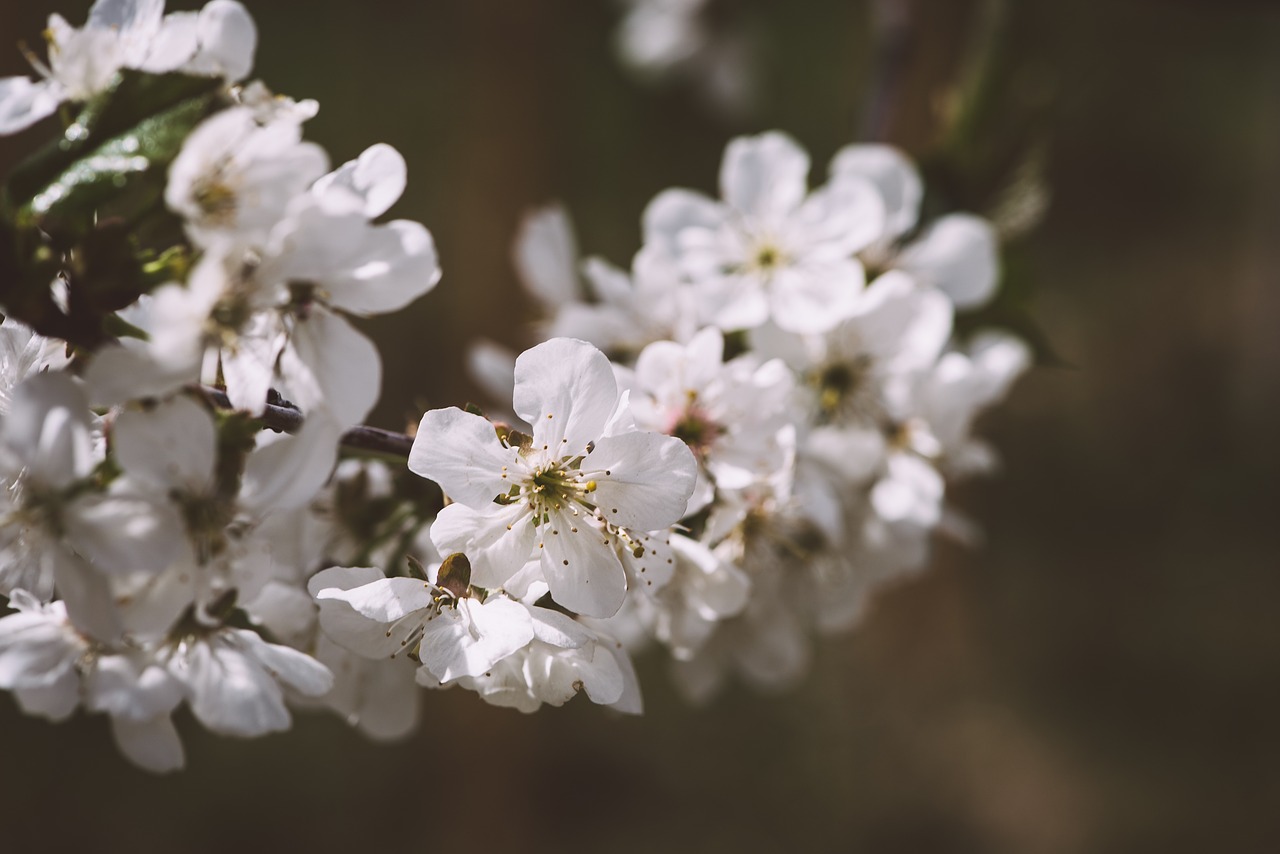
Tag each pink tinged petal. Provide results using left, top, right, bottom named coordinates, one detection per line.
left=585, top=432, right=697, bottom=532
left=0, top=77, right=62, bottom=136
left=280, top=308, right=380, bottom=428
left=427, top=502, right=536, bottom=589
left=313, top=144, right=407, bottom=219
left=513, top=204, right=581, bottom=307
left=767, top=258, right=867, bottom=334
left=239, top=414, right=340, bottom=513
left=409, top=407, right=516, bottom=508
left=513, top=338, right=619, bottom=452
left=641, top=188, right=726, bottom=257
left=316, top=577, right=436, bottom=623
left=719, top=131, right=810, bottom=220
left=112, top=396, right=217, bottom=494
left=233, top=628, right=333, bottom=697
left=111, top=715, right=184, bottom=774
left=539, top=509, right=627, bottom=618
left=898, top=214, right=1000, bottom=309
left=190, top=0, right=257, bottom=81
left=418, top=596, right=534, bottom=682
left=2, top=372, right=95, bottom=489
left=829, top=144, right=922, bottom=239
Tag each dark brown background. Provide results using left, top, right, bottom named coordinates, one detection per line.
left=2, top=1, right=1279, bottom=851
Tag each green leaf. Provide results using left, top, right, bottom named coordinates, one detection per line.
left=3, top=70, right=224, bottom=218
left=16, top=92, right=222, bottom=241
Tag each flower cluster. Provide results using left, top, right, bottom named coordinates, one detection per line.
left=0, top=1, right=1030, bottom=773
left=0, top=0, right=439, bottom=771
left=495, top=131, right=1030, bottom=698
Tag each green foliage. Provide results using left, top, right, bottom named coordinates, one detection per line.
left=0, top=70, right=228, bottom=351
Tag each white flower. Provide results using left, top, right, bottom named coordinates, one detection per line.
left=513, top=205, right=699, bottom=356
left=412, top=338, right=697, bottom=617
left=166, top=106, right=329, bottom=247
left=831, top=144, right=1001, bottom=309
left=163, top=624, right=333, bottom=737
left=627, top=326, right=796, bottom=513
left=0, top=0, right=257, bottom=136
left=0, top=319, right=71, bottom=414
left=0, top=373, right=182, bottom=636
left=313, top=566, right=536, bottom=683
left=643, top=131, right=885, bottom=333
left=0, top=590, right=186, bottom=772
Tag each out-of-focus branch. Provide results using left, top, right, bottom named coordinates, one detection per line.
left=198, top=385, right=415, bottom=459
left=860, top=0, right=913, bottom=142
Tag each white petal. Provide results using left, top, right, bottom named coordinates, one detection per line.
left=320, top=220, right=441, bottom=315
left=312, top=144, right=407, bottom=219
left=2, top=372, right=95, bottom=489
left=111, top=715, right=185, bottom=774
left=233, top=628, right=333, bottom=697
left=767, top=259, right=866, bottom=334
left=63, top=487, right=184, bottom=576
left=238, top=414, right=340, bottom=512
left=280, top=308, right=380, bottom=427
left=829, top=144, right=923, bottom=239
left=585, top=432, right=698, bottom=532
left=719, top=131, right=810, bottom=220
left=316, top=577, right=436, bottom=623
left=427, top=501, right=536, bottom=589
left=513, top=204, right=580, bottom=307
left=418, top=596, right=533, bottom=682
left=898, top=214, right=1000, bottom=308
left=540, top=509, right=627, bottom=618
left=174, top=637, right=291, bottom=736
left=88, top=0, right=164, bottom=31
left=641, top=188, right=725, bottom=257
left=189, top=0, right=257, bottom=81
left=112, top=396, right=217, bottom=494
left=409, top=407, right=516, bottom=508
left=0, top=77, right=62, bottom=136
left=83, top=342, right=195, bottom=407
left=514, top=338, right=619, bottom=452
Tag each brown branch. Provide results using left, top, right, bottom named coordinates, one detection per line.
left=198, top=385, right=414, bottom=459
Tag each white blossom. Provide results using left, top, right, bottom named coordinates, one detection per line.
left=413, top=338, right=697, bottom=617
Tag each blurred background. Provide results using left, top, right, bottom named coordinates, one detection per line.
left=3, top=1, right=1280, bottom=851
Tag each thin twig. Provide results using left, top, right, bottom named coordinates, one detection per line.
left=198, top=385, right=415, bottom=459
